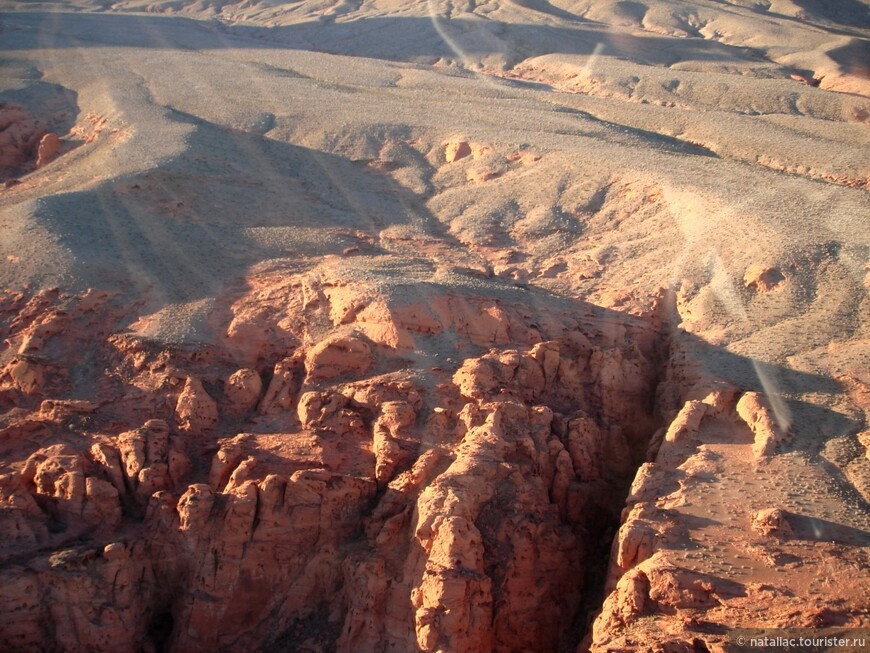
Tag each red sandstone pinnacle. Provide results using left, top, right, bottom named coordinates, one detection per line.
left=372, top=400, right=416, bottom=486
left=258, top=357, right=297, bottom=414
left=82, top=477, right=122, bottom=532
left=591, top=567, right=651, bottom=643
left=35, top=133, right=60, bottom=168
left=176, top=377, right=218, bottom=432
left=177, top=483, right=215, bottom=534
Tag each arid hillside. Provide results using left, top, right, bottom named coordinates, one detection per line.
left=1, top=1, right=869, bottom=651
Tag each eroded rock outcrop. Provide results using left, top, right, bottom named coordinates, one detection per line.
left=584, top=332, right=870, bottom=652
left=223, top=367, right=263, bottom=414
left=0, top=284, right=666, bottom=653
left=744, top=264, right=785, bottom=292
left=36, top=132, right=60, bottom=168
left=9, top=274, right=858, bottom=653
left=0, top=103, right=64, bottom=179
left=176, top=377, right=219, bottom=433
left=750, top=508, right=793, bottom=538
left=736, top=391, right=791, bottom=460
left=0, top=104, right=46, bottom=173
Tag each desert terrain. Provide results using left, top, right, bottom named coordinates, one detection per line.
left=1, top=0, right=869, bottom=651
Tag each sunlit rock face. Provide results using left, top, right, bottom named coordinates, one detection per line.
left=1, top=1, right=869, bottom=651
left=0, top=282, right=668, bottom=652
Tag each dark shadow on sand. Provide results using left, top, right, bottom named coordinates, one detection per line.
left=785, top=510, right=870, bottom=545
left=20, top=107, right=459, bottom=306
left=1, top=10, right=771, bottom=69
left=791, top=0, right=870, bottom=30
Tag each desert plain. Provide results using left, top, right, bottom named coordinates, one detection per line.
left=1, top=1, right=869, bottom=651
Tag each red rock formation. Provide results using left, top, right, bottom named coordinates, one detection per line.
left=305, top=334, right=373, bottom=381
left=736, top=391, right=791, bottom=459
left=743, top=264, right=786, bottom=292
left=0, top=283, right=667, bottom=652
left=0, top=104, right=45, bottom=174
left=750, top=508, right=793, bottom=538
left=223, top=367, right=263, bottom=414
left=444, top=140, right=472, bottom=163
left=586, top=338, right=869, bottom=652
left=35, top=132, right=60, bottom=168
left=0, top=105, right=64, bottom=178
left=176, top=377, right=219, bottom=433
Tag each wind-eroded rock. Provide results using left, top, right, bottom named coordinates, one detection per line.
left=176, top=377, right=218, bottom=432
left=0, top=283, right=668, bottom=653
left=744, top=264, right=785, bottom=292
left=372, top=400, right=415, bottom=487
left=1, top=0, right=869, bottom=647
left=223, top=367, right=263, bottom=414
left=305, top=335, right=373, bottom=381
left=1, top=357, right=48, bottom=395
left=444, top=140, right=472, bottom=163
left=664, top=400, right=708, bottom=444
left=258, top=356, right=299, bottom=414
left=0, top=104, right=46, bottom=174
left=36, top=132, right=60, bottom=168
left=736, top=392, right=791, bottom=459
left=751, top=508, right=793, bottom=538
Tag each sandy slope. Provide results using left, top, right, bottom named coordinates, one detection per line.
left=1, top=1, right=869, bottom=651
